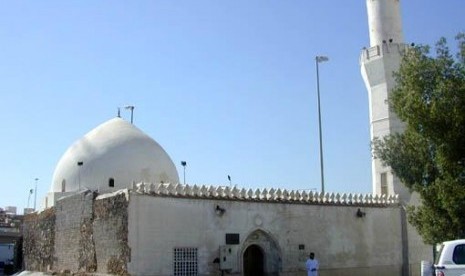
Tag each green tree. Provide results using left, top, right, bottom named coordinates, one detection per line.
left=373, top=34, right=465, bottom=244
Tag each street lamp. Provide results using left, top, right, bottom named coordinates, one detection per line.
left=27, top=189, right=33, bottom=208
left=315, top=55, right=329, bottom=194
left=181, top=161, right=187, bottom=185
left=34, top=178, right=39, bottom=211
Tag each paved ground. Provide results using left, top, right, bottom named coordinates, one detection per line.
left=8, top=272, right=48, bottom=276
left=1, top=269, right=48, bottom=276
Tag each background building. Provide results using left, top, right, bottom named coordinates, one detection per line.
left=0, top=207, right=23, bottom=274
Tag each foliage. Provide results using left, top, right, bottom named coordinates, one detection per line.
left=373, top=33, right=465, bottom=244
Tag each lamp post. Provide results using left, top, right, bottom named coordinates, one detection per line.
left=27, top=189, right=33, bottom=208
left=34, top=178, right=39, bottom=211
left=315, top=55, right=329, bottom=194
left=181, top=161, right=187, bottom=185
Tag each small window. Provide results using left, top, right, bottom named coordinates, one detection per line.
left=173, top=247, right=198, bottom=276
left=109, top=178, right=115, bottom=187
left=61, top=179, right=66, bottom=192
left=453, top=244, right=465, bottom=264
left=380, top=173, right=388, bottom=195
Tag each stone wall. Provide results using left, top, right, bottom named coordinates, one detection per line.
left=23, top=207, right=55, bottom=272
left=93, top=192, right=130, bottom=275
left=22, top=190, right=129, bottom=275
left=54, top=190, right=96, bottom=272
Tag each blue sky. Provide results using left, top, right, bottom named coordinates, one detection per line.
left=0, top=1, right=463, bottom=212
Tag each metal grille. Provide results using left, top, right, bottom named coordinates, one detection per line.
left=173, top=247, right=198, bottom=276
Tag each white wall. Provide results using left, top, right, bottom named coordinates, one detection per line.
left=127, top=193, right=409, bottom=276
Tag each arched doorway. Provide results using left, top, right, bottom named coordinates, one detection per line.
left=243, top=244, right=264, bottom=276
left=241, top=229, right=281, bottom=276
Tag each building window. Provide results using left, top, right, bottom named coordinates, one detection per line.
left=109, top=178, right=115, bottom=187
left=173, top=247, right=198, bottom=276
left=61, top=179, right=66, bottom=192
left=453, top=244, right=465, bottom=264
left=380, top=173, right=388, bottom=195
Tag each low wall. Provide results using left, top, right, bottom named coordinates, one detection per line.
left=22, top=190, right=129, bottom=275
left=22, top=208, right=55, bottom=272
left=127, top=193, right=406, bottom=276
left=93, top=192, right=130, bottom=275
left=53, top=190, right=95, bottom=272
left=23, top=187, right=429, bottom=276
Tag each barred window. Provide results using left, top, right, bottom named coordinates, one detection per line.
left=173, top=247, right=198, bottom=276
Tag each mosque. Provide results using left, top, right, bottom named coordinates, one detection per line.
left=23, top=0, right=432, bottom=275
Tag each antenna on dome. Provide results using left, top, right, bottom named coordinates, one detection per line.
left=117, top=107, right=121, bottom=118
left=124, top=105, right=135, bottom=124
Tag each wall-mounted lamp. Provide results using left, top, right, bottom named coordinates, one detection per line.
left=215, top=205, right=226, bottom=216
left=356, top=208, right=366, bottom=218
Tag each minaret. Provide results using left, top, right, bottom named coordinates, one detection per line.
left=360, top=0, right=410, bottom=202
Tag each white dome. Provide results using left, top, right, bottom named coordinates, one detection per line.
left=51, top=118, right=179, bottom=193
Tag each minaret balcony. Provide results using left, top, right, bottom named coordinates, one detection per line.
left=360, top=42, right=410, bottom=62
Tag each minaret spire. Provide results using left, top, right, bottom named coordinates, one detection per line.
left=366, top=0, right=404, bottom=47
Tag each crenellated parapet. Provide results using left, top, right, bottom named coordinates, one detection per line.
left=131, top=182, right=399, bottom=207
left=360, top=42, right=410, bottom=62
